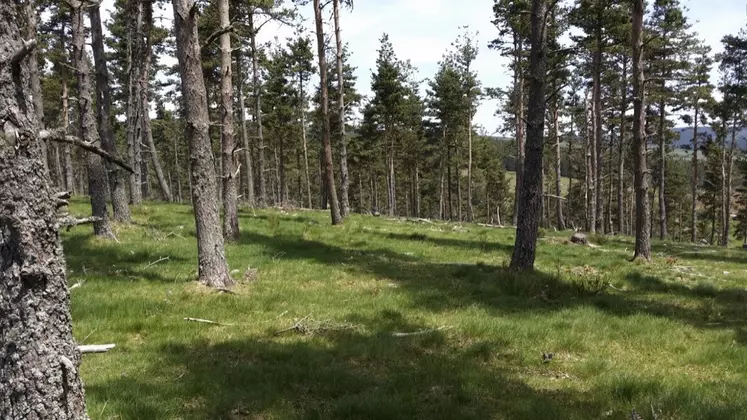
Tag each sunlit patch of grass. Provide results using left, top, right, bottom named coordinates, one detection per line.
left=64, top=198, right=747, bottom=419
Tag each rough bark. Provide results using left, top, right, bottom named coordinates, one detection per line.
left=510, top=0, right=548, bottom=271
left=691, top=106, right=699, bottom=242
left=248, top=13, right=266, bottom=206
left=333, top=0, right=350, bottom=217
left=593, top=39, right=603, bottom=233
left=236, top=49, right=254, bottom=205
left=219, top=0, right=239, bottom=240
left=584, top=88, right=593, bottom=231
left=90, top=4, right=131, bottom=222
left=467, top=104, right=474, bottom=223
left=723, top=118, right=737, bottom=247
left=126, top=0, right=144, bottom=205
left=60, top=27, right=75, bottom=193
left=70, top=0, right=112, bottom=238
left=172, top=0, right=233, bottom=288
left=314, top=0, right=342, bottom=224
left=631, top=0, right=651, bottom=261
left=1, top=4, right=90, bottom=418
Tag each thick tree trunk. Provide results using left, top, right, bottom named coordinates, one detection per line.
left=658, top=99, right=667, bottom=239
left=59, top=25, right=75, bottom=193
left=313, top=0, right=343, bottom=225
left=126, top=0, right=144, bottom=205
left=1, top=5, right=89, bottom=417
left=300, top=81, right=312, bottom=208
left=723, top=119, right=737, bottom=247
left=173, top=0, right=233, bottom=288
left=219, top=0, right=239, bottom=240
left=510, top=0, right=548, bottom=271
left=333, top=0, right=350, bottom=217
left=631, top=0, right=651, bottom=261
left=584, top=88, right=593, bottom=232
left=236, top=50, right=255, bottom=204
left=691, top=106, right=699, bottom=242
left=90, top=4, right=131, bottom=222
left=593, top=26, right=603, bottom=233
left=249, top=14, right=266, bottom=206
left=71, top=0, right=113, bottom=238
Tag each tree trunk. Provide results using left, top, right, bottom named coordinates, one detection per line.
left=584, top=88, right=593, bottom=232
left=332, top=0, right=350, bottom=217
left=554, top=106, right=565, bottom=230
left=173, top=0, right=233, bottom=288
left=510, top=0, right=548, bottom=271
left=1, top=7, right=89, bottom=417
left=691, top=106, right=699, bottom=242
left=631, top=0, right=651, bottom=261
left=219, top=0, right=239, bottom=240
left=249, top=13, right=266, bottom=206
left=388, top=135, right=397, bottom=217
left=60, top=25, right=75, bottom=193
left=299, top=77, right=312, bottom=208
left=415, top=165, right=420, bottom=218
left=236, top=49, right=255, bottom=205
left=513, top=34, right=525, bottom=226
left=658, top=98, right=667, bottom=240
left=71, top=1, right=113, bottom=238
left=90, top=4, right=131, bottom=222
left=723, top=118, right=737, bottom=247
left=26, top=1, right=48, bottom=175
left=593, top=26, right=603, bottom=233
left=618, top=56, right=627, bottom=235
left=313, top=0, right=343, bottom=225
left=126, top=0, right=144, bottom=205
left=467, top=106, right=474, bottom=222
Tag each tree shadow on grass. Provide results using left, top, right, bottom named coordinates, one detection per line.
left=239, top=231, right=747, bottom=341
left=370, top=231, right=514, bottom=254
left=88, top=313, right=611, bottom=420
left=63, top=233, right=189, bottom=283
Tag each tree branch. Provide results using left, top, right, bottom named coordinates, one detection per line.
left=202, top=25, right=233, bottom=50
left=40, top=129, right=134, bottom=173
left=9, top=39, right=37, bottom=66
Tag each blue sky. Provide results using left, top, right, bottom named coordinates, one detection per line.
left=103, top=0, right=747, bottom=133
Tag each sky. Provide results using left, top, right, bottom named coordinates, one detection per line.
left=102, top=0, right=747, bottom=134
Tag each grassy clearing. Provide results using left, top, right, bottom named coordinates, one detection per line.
left=64, top=198, right=747, bottom=419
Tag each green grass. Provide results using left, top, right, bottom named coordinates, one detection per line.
left=64, top=198, right=747, bottom=419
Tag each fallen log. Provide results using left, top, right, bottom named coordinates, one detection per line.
left=79, top=344, right=115, bottom=354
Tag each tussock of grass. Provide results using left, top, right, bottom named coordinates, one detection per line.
left=64, top=199, right=747, bottom=419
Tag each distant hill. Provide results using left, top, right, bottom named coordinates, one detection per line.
left=673, top=126, right=747, bottom=150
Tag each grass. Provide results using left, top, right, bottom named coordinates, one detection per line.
left=63, top=198, right=747, bottom=419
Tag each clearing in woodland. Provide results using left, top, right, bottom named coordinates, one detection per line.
left=65, top=199, right=747, bottom=420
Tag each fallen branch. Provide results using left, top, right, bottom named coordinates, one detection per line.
left=79, top=344, right=115, bottom=354
left=216, top=287, right=235, bottom=294
left=273, top=312, right=312, bottom=336
left=144, top=256, right=170, bottom=269
left=392, top=326, right=450, bottom=337
left=59, top=216, right=102, bottom=230
left=40, top=128, right=134, bottom=173
left=69, top=280, right=85, bottom=291
left=183, top=317, right=234, bottom=326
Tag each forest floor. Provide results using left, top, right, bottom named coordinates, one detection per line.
left=64, top=199, right=747, bottom=420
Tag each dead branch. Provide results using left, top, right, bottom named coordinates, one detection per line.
left=183, top=317, right=235, bottom=326
left=273, top=312, right=313, bottom=336
left=202, top=25, right=234, bottom=50
left=40, top=128, right=134, bottom=173
left=55, top=191, right=72, bottom=209
left=392, top=326, right=450, bottom=337
left=216, top=287, right=235, bottom=294
left=59, top=216, right=102, bottom=230
left=79, top=344, right=115, bottom=354
left=69, top=280, right=85, bottom=291
left=9, top=39, right=37, bottom=66
left=144, top=256, right=170, bottom=269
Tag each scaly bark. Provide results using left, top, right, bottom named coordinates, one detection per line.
left=219, top=0, right=239, bottom=240
left=172, top=0, right=233, bottom=288
left=1, top=4, right=89, bottom=417
left=691, top=105, right=699, bottom=242
left=248, top=12, right=266, bottom=206
left=70, top=0, right=113, bottom=238
left=126, top=0, right=144, bottom=204
left=632, top=0, right=651, bottom=261
left=236, top=49, right=255, bottom=204
left=333, top=0, right=350, bottom=217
